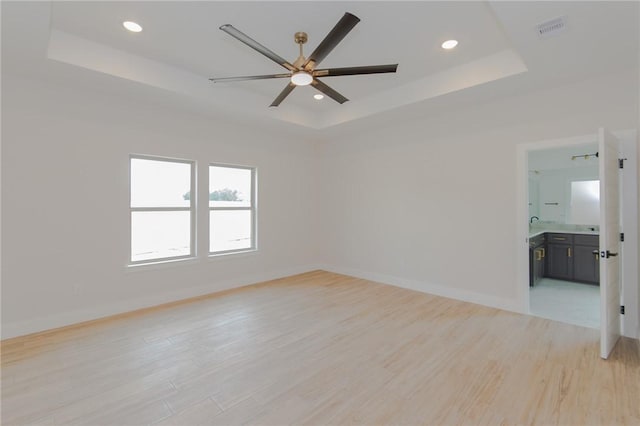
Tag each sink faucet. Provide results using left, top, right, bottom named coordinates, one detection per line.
left=530, top=216, right=539, bottom=224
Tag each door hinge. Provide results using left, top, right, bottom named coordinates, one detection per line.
left=620, top=233, right=624, bottom=242
left=619, top=158, right=627, bottom=169
left=620, top=305, right=625, bottom=315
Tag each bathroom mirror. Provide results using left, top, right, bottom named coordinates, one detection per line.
left=528, top=143, right=600, bottom=226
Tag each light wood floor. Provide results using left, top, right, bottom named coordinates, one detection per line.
left=2, top=271, right=639, bottom=425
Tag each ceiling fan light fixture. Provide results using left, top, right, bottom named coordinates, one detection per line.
left=291, top=71, right=313, bottom=86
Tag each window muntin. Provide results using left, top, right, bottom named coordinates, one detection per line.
left=130, top=156, right=195, bottom=264
left=209, top=164, right=256, bottom=254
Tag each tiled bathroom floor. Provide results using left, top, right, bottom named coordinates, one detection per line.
left=529, top=278, right=600, bottom=329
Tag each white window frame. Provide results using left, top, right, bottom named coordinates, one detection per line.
left=129, top=154, right=196, bottom=265
left=209, top=163, right=257, bottom=256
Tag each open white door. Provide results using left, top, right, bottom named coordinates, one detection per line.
left=599, top=128, right=621, bottom=359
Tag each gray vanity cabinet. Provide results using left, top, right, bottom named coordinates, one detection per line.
left=572, top=235, right=600, bottom=284
left=529, top=234, right=546, bottom=287
left=543, top=233, right=599, bottom=284
left=546, top=236, right=573, bottom=281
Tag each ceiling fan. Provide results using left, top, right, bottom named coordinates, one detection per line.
left=209, top=12, right=398, bottom=107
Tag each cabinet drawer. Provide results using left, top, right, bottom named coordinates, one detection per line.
left=574, top=234, right=599, bottom=247
left=529, top=234, right=545, bottom=248
left=547, top=233, right=573, bottom=244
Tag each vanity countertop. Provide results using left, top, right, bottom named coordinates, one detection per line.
left=529, top=229, right=599, bottom=238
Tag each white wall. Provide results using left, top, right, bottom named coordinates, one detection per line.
left=3, top=68, right=639, bottom=340
left=1, top=75, right=321, bottom=338
left=318, top=69, right=640, bottom=333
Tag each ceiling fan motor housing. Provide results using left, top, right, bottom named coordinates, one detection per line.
left=294, top=32, right=308, bottom=45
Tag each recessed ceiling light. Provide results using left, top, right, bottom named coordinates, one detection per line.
left=313, top=94, right=324, bottom=100
left=123, top=21, right=143, bottom=33
left=441, top=39, right=458, bottom=50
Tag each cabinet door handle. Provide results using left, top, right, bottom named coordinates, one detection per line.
left=593, top=250, right=599, bottom=260
left=541, top=248, right=545, bottom=258
left=536, top=250, right=542, bottom=261
left=567, top=247, right=572, bottom=258
left=554, top=237, right=566, bottom=241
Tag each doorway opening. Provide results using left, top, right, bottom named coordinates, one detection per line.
left=527, top=142, right=601, bottom=329
left=518, top=129, right=638, bottom=358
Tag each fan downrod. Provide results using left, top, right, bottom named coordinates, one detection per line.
left=293, top=32, right=308, bottom=67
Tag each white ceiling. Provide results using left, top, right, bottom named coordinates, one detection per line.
left=2, top=1, right=638, bottom=132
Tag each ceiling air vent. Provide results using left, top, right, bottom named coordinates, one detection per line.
left=536, top=16, right=568, bottom=38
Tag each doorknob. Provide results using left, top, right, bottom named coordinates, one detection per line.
left=600, top=250, right=619, bottom=258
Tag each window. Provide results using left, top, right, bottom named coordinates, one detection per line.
left=209, top=164, right=256, bottom=254
left=569, top=180, right=600, bottom=225
left=130, top=155, right=195, bottom=264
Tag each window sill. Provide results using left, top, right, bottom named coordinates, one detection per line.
left=124, top=249, right=259, bottom=272
left=126, top=256, right=199, bottom=272
left=208, top=248, right=258, bottom=260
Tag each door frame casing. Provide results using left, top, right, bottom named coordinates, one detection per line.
left=516, top=130, right=638, bottom=339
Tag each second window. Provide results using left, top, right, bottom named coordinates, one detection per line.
left=209, top=164, right=256, bottom=254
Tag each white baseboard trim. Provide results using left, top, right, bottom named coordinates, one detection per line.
left=320, top=264, right=520, bottom=314
left=1, top=264, right=320, bottom=340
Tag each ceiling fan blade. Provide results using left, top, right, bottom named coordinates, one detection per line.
left=270, top=82, right=296, bottom=107
left=311, top=79, right=349, bottom=104
left=304, top=12, right=360, bottom=70
left=313, top=64, right=398, bottom=77
left=220, top=24, right=296, bottom=71
left=210, top=73, right=291, bottom=83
